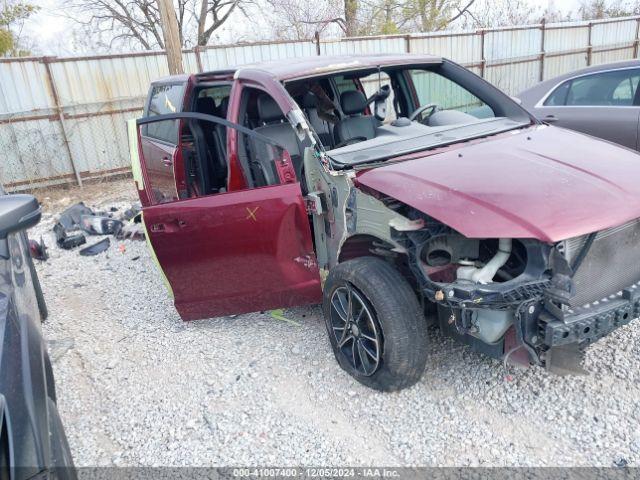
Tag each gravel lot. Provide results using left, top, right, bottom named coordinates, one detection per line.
left=31, top=179, right=640, bottom=467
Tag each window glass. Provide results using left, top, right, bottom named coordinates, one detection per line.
left=141, top=139, right=179, bottom=204
left=334, top=76, right=358, bottom=96
left=145, top=83, right=185, bottom=143
left=196, top=84, right=232, bottom=113
left=408, top=70, right=494, bottom=118
left=544, top=81, right=570, bottom=106
left=564, top=69, right=640, bottom=106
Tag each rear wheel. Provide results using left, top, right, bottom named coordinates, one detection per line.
left=322, top=257, right=428, bottom=391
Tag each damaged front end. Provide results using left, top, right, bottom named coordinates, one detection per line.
left=390, top=209, right=640, bottom=373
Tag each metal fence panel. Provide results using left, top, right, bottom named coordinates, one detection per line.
left=484, top=27, right=541, bottom=61
left=486, top=60, right=541, bottom=94
left=2, top=16, right=640, bottom=190
left=592, top=45, right=636, bottom=65
left=545, top=24, right=590, bottom=53
left=409, top=33, right=480, bottom=65
left=543, top=52, right=587, bottom=80
left=592, top=18, right=637, bottom=46
left=321, top=37, right=406, bottom=55
left=200, top=41, right=316, bottom=71
left=0, top=60, right=53, bottom=115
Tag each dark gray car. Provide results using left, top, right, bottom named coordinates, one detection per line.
left=0, top=193, right=75, bottom=479
left=518, top=60, right=640, bottom=150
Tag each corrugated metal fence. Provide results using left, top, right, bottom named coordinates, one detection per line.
left=2, top=16, right=639, bottom=190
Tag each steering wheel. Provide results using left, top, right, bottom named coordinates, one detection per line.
left=409, top=103, right=440, bottom=124
left=334, top=136, right=368, bottom=149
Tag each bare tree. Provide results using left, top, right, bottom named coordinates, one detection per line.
left=578, top=0, right=640, bottom=19
left=66, top=0, right=246, bottom=50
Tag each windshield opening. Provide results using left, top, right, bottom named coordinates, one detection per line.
left=285, top=60, right=533, bottom=166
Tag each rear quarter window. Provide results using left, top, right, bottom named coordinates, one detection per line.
left=143, top=83, right=185, bottom=144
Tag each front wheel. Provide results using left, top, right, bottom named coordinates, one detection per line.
left=322, top=257, right=428, bottom=391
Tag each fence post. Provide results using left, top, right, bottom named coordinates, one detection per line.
left=539, top=18, right=546, bottom=82
left=634, top=17, right=640, bottom=58
left=479, top=29, right=486, bottom=78
left=315, top=31, right=321, bottom=56
left=587, top=21, right=593, bottom=65
left=405, top=34, right=411, bottom=53
left=194, top=46, right=204, bottom=73
left=42, top=56, right=82, bottom=187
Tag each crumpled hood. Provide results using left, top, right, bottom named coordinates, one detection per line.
left=357, top=125, right=640, bottom=242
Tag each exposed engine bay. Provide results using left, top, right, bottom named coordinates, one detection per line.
left=383, top=205, right=640, bottom=372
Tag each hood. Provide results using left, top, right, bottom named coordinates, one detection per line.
left=357, top=125, right=640, bottom=242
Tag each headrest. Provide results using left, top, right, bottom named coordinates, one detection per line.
left=301, top=92, right=318, bottom=109
left=196, top=96, right=218, bottom=115
left=257, top=95, right=284, bottom=123
left=340, top=90, right=367, bottom=115
left=218, top=97, right=229, bottom=117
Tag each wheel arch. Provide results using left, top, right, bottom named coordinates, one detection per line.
left=338, top=234, right=396, bottom=264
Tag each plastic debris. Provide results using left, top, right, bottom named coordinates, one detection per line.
left=79, top=238, right=110, bottom=256
left=80, top=215, right=123, bottom=235
left=269, top=309, right=301, bottom=326
left=29, top=237, right=48, bottom=261
left=116, top=222, right=145, bottom=241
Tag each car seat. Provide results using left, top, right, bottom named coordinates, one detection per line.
left=333, top=90, right=379, bottom=146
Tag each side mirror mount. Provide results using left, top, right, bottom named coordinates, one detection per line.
left=0, top=194, right=41, bottom=259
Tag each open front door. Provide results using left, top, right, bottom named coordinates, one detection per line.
left=133, top=112, right=322, bottom=320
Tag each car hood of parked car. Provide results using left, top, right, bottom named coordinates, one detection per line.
left=357, top=125, right=640, bottom=242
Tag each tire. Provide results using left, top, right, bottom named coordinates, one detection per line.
left=322, top=256, right=428, bottom=391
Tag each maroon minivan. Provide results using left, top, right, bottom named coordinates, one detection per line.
left=129, top=54, right=640, bottom=391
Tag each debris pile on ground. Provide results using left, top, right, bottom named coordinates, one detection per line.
left=47, top=201, right=143, bottom=258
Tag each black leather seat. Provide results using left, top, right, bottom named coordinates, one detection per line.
left=301, top=92, right=333, bottom=148
left=250, top=95, right=303, bottom=185
left=333, top=90, right=379, bottom=146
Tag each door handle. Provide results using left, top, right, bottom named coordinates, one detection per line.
left=543, top=115, right=558, bottom=123
left=162, top=156, right=173, bottom=167
left=150, top=220, right=186, bottom=233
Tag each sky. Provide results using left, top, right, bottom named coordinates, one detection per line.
left=24, top=0, right=584, bottom=56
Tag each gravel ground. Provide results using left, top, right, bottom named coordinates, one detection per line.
left=30, top=179, right=640, bottom=467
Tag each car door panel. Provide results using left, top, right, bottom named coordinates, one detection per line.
left=535, top=106, right=640, bottom=150
left=143, top=184, right=321, bottom=320
left=140, top=138, right=178, bottom=204
left=134, top=112, right=321, bottom=320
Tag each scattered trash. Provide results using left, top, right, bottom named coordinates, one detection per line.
left=122, top=204, right=141, bottom=222
left=79, top=238, right=111, bottom=256
left=614, top=457, right=628, bottom=468
left=29, top=237, right=48, bottom=261
left=131, top=256, right=140, bottom=261
left=118, top=244, right=126, bottom=254
left=51, top=202, right=144, bottom=254
left=269, top=309, right=300, bottom=326
left=54, top=223, right=86, bottom=250
left=58, top=202, right=93, bottom=230
left=116, top=222, right=145, bottom=241
left=80, top=215, right=123, bottom=235
left=53, top=202, right=92, bottom=249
